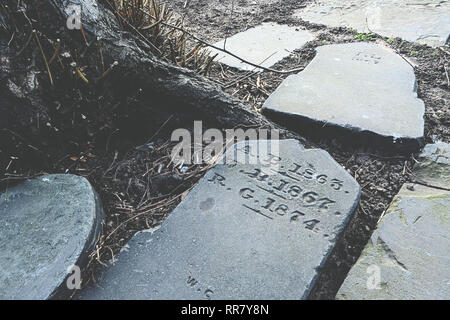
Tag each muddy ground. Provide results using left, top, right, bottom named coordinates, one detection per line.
left=1, top=0, right=449, bottom=299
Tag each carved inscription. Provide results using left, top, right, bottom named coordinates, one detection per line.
left=352, top=51, right=381, bottom=64
left=186, top=275, right=214, bottom=300
left=224, top=144, right=282, bottom=168
left=208, top=145, right=351, bottom=234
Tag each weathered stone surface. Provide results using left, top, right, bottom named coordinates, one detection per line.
left=337, top=183, right=450, bottom=300
left=0, top=174, right=104, bottom=300
left=80, top=140, right=360, bottom=300
left=413, top=141, right=450, bottom=190
left=208, top=23, right=314, bottom=71
left=294, top=0, right=450, bottom=47
left=263, top=42, right=425, bottom=149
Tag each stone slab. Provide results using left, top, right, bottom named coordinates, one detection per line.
left=337, top=183, right=450, bottom=300
left=79, top=140, right=360, bottom=300
left=262, top=42, right=425, bottom=148
left=294, top=0, right=450, bottom=47
left=413, top=141, right=450, bottom=190
left=208, top=23, right=314, bottom=71
left=0, top=174, right=104, bottom=300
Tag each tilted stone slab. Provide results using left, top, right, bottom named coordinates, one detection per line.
left=337, top=183, right=450, bottom=300
left=208, top=23, right=314, bottom=71
left=0, top=174, right=104, bottom=300
left=79, top=140, right=360, bottom=300
left=413, top=141, right=450, bottom=190
left=263, top=42, right=425, bottom=150
left=338, top=141, right=450, bottom=299
left=294, top=0, right=450, bottom=47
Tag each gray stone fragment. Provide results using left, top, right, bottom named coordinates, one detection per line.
left=337, top=184, right=450, bottom=300
left=263, top=42, right=425, bottom=149
left=0, top=174, right=104, bottom=300
left=208, top=23, right=314, bottom=71
left=413, top=141, right=450, bottom=190
left=80, top=140, right=360, bottom=300
left=294, top=0, right=450, bottom=47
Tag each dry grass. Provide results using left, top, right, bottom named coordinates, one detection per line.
left=112, top=0, right=215, bottom=74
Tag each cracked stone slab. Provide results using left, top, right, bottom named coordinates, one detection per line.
left=413, top=141, right=450, bottom=190
left=79, top=140, right=360, bottom=300
left=262, top=42, right=425, bottom=150
left=294, top=0, right=450, bottom=47
left=337, top=183, right=450, bottom=300
left=208, top=22, right=314, bottom=71
left=0, top=174, right=104, bottom=300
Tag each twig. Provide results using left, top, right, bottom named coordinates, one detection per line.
left=411, top=179, right=450, bottom=192
left=223, top=52, right=278, bottom=89
left=34, top=30, right=53, bottom=85
left=439, top=47, right=450, bottom=56
left=397, top=50, right=414, bottom=69
left=80, top=24, right=89, bottom=46
left=95, top=61, right=118, bottom=82
left=103, top=151, right=119, bottom=178
left=200, top=52, right=217, bottom=75
left=76, top=68, right=89, bottom=84
left=7, top=31, right=15, bottom=46
left=48, top=39, right=60, bottom=65
left=444, top=65, right=449, bottom=87
left=16, top=28, right=33, bottom=56
left=138, top=8, right=303, bottom=74
left=108, top=2, right=164, bottom=56
left=142, top=18, right=163, bottom=30
left=104, top=192, right=185, bottom=242
left=145, top=114, right=174, bottom=144
left=365, top=17, right=374, bottom=34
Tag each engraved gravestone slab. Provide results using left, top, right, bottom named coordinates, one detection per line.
left=337, top=145, right=450, bottom=300
left=294, top=0, right=450, bottom=47
left=337, top=184, right=450, bottom=300
left=79, top=140, right=360, bottom=300
left=413, top=141, right=450, bottom=189
left=208, top=23, right=314, bottom=71
left=263, top=43, right=425, bottom=149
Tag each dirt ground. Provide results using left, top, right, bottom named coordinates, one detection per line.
left=1, top=0, right=449, bottom=299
